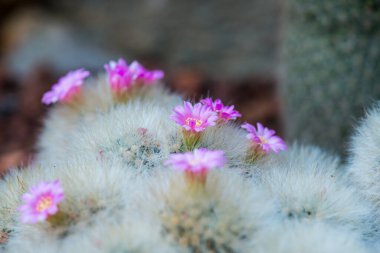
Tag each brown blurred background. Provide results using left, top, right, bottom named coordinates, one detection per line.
left=0, top=0, right=285, bottom=173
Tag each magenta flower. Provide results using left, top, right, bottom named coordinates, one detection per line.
left=129, top=60, right=164, bottom=85
left=201, top=98, right=241, bottom=122
left=165, top=149, right=226, bottom=174
left=104, top=58, right=133, bottom=92
left=42, top=69, right=90, bottom=105
left=170, top=102, right=218, bottom=132
left=105, top=58, right=164, bottom=93
left=18, top=180, right=64, bottom=224
left=242, top=122, right=287, bottom=154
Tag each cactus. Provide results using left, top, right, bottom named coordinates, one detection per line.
left=155, top=171, right=272, bottom=252
left=258, top=145, right=371, bottom=232
left=0, top=58, right=378, bottom=252
left=282, top=0, right=380, bottom=154
left=256, top=221, right=369, bottom=253
left=348, top=104, right=380, bottom=206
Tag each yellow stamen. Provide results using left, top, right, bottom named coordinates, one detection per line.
left=36, top=196, right=53, bottom=212
left=185, top=118, right=203, bottom=127
left=259, top=136, right=268, bottom=144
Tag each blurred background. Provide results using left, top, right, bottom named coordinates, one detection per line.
left=0, top=0, right=379, bottom=172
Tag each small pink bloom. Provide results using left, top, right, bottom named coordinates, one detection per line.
left=42, top=69, right=90, bottom=104
left=18, top=180, right=64, bottom=224
left=104, top=58, right=133, bottom=92
left=129, top=60, right=164, bottom=84
left=165, top=149, right=226, bottom=174
left=105, top=58, right=164, bottom=92
left=170, top=102, right=218, bottom=132
left=201, top=98, right=241, bottom=122
left=242, top=122, right=287, bottom=153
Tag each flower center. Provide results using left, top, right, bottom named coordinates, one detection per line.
left=36, top=196, right=53, bottom=212
left=189, top=158, right=200, bottom=166
left=258, top=136, right=268, bottom=144
left=185, top=117, right=203, bottom=128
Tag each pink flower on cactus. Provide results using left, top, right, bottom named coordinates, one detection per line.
left=165, top=149, right=226, bottom=174
left=105, top=58, right=164, bottom=92
left=42, top=69, right=90, bottom=104
left=129, top=60, right=164, bottom=84
left=201, top=98, right=241, bottom=122
left=170, top=102, right=218, bottom=132
left=242, top=122, right=287, bottom=153
left=104, top=58, right=133, bottom=92
left=18, top=180, right=64, bottom=224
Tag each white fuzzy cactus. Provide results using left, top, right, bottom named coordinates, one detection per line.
left=258, top=145, right=371, bottom=231
left=0, top=58, right=378, bottom=253
left=255, top=221, right=369, bottom=253
left=144, top=170, right=276, bottom=252
left=348, top=104, right=380, bottom=205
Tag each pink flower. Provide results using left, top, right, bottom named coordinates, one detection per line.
left=165, top=149, right=226, bottom=174
left=201, top=98, right=241, bottom=122
left=18, top=180, right=64, bottom=224
left=242, top=122, right=287, bottom=153
left=42, top=69, right=90, bottom=104
left=104, top=58, right=133, bottom=92
left=129, top=61, right=164, bottom=84
left=170, top=102, right=218, bottom=132
left=105, top=58, right=164, bottom=92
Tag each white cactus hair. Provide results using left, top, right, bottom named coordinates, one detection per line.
left=257, top=144, right=371, bottom=234
left=0, top=168, right=30, bottom=244
left=38, top=99, right=182, bottom=171
left=36, top=74, right=182, bottom=164
left=255, top=221, right=370, bottom=253
left=4, top=157, right=170, bottom=253
left=347, top=104, right=380, bottom=247
left=200, top=123, right=251, bottom=169
left=1, top=59, right=379, bottom=252
left=348, top=103, right=380, bottom=207
left=140, top=169, right=276, bottom=252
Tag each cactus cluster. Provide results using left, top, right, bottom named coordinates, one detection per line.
left=0, top=58, right=380, bottom=253
left=282, top=0, right=380, bottom=154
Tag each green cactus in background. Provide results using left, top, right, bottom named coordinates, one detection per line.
left=282, top=0, right=380, bottom=154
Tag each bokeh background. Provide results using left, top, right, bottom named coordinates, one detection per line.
left=0, top=0, right=379, bottom=172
